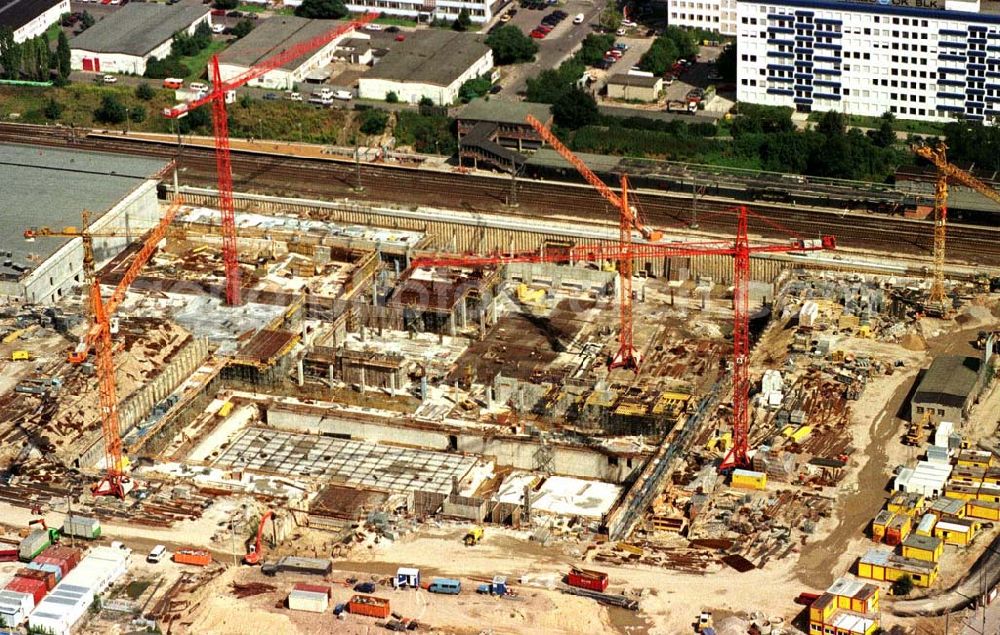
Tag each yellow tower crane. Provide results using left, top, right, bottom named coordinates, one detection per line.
left=912, top=142, right=1000, bottom=313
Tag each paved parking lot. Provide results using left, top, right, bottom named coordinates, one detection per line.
left=491, top=0, right=606, bottom=96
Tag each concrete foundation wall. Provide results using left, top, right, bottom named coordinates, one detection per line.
left=178, top=188, right=788, bottom=283
left=77, top=335, right=211, bottom=468
left=266, top=406, right=639, bottom=483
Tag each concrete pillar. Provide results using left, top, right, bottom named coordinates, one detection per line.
left=297, top=359, right=304, bottom=387
left=360, top=366, right=366, bottom=393
left=457, top=300, right=467, bottom=329
left=448, top=313, right=456, bottom=337
left=328, top=364, right=334, bottom=387
left=486, top=386, right=494, bottom=409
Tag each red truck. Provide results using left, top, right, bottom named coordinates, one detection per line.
left=567, top=567, right=609, bottom=592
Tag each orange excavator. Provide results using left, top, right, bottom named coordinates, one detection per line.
left=243, top=510, right=275, bottom=565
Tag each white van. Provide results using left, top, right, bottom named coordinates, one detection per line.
left=189, top=82, right=209, bottom=94
left=573, top=13, right=584, bottom=24
left=333, top=89, right=353, bottom=101
left=147, top=545, right=167, bottom=563
left=316, top=87, right=334, bottom=100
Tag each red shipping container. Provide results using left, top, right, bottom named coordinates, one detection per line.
left=6, top=575, right=47, bottom=605
left=567, top=568, right=609, bottom=592
left=0, top=548, right=17, bottom=562
left=39, top=546, right=81, bottom=571
left=15, top=568, right=56, bottom=591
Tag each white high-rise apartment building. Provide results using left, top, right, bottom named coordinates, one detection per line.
left=736, top=0, right=1000, bottom=123
left=668, top=0, right=739, bottom=36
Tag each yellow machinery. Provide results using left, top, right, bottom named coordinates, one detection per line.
left=463, top=527, right=484, bottom=546
left=905, top=412, right=931, bottom=447
left=10, top=351, right=31, bottom=361
left=516, top=283, right=545, bottom=306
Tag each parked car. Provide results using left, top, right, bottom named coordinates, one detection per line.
left=364, top=23, right=383, bottom=30
left=286, top=91, right=302, bottom=101
left=263, top=92, right=278, bottom=100
left=616, top=27, right=627, bottom=35
left=211, top=23, right=225, bottom=34
left=162, top=77, right=183, bottom=89
left=385, top=25, right=400, bottom=32
left=613, top=42, right=629, bottom=51
left=102, top=74, right=117, bottom=84
left=606, top=49, right=623, bottom=59
left=489, top=84, right=502, bottom=94
left=333, top=89, right=353, bottom=100
left=530, top=29, right=546, bottom=38
left=573, top=12, right=584, bottom=23
left=395, top=34, right=406, bottom=41
left=353, top=582, right=376, bottom=593
left=500, top=13, right=512, bottom=22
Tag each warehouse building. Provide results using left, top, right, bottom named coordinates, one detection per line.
left=910, top=355, right=984, bottom=424
left=69, top=3, right=211, bottom=75
left=0, top=0, right=70, bottom=43
left=736, top=0, right=1000, bottom=123
left=358, top=30, right=493, bottom=105
left=216, top=16, right=369, bottom=91
left=0, top=144, right=169, bottom=304
left=606, top=74, right=664, bottom=102
left=344, top=0, right=492, bottom=24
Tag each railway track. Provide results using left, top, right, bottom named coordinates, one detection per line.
left=3, top=123, right=999, bottom=266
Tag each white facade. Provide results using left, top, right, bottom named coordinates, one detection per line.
left=10, top=0, right=70, bottom=43
left=668, top=0, right=738, bottom=36
left=9, top=181, right=160, bottom=304
left=736, top=0, right=1000, bottom=123
left=70, top=11, right=210, bottom=76
left=358, top=48, right=493, bottom=105
left=345, top=0, right=492, bottom=24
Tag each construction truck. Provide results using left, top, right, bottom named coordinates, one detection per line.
left=905, top=412, right=930, bottom=446
left=463, top=527, right=484, bottom=546
left=19, top=519, right=60, bottom=560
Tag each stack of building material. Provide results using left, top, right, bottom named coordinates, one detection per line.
left=288, top=583, right=331, bottom=613
left=32, top=546, right=81, bottom=579
left=28, top=546, right=129, bottom=635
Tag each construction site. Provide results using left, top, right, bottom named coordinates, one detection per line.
left=0, top=22, right=999, bottom=635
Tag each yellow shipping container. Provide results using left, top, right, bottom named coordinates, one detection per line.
left=218, top=401, right=234, bottom=417
left=790, top=426, right=812, bottom=442
left=731, top=469, right=767, bottom=491
left=965, top=500, right=1000, bottom=521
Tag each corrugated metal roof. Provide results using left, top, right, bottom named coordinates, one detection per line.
left=0, top=143, right=166, bottom=281
left=458, top=99, right=552, bottom=126
left=70, top=3, right=209, bottom=56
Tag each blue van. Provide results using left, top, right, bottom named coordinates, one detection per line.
left=427, top=578, right=461, bottom=595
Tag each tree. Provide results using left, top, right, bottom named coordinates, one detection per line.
left=452, top=9, right=472, bottom=31
left=869, top=111, right=896, bottom=148
left=179, top=105, right=211, bottom=133
left=552, top=87, right=599, bottom=129
left=458, top=76, right=491, bottom=103
left=891, top=574, right=913, bottom=596
left=294, top=0, right=348, bottom=19
left=129, top=105, right=146, bottom=123
left=0, top=27, right=20, bottom=80
left=193, top=20, right=213, bottom=47
left=360, top=108, right=389, bottom=134
left=485, top=25, right=538, bottom=65
left=638, top=36, right=678, bottom=75
left=56, top=31, right=71, bottom=80
left=231, top=19, right=255, bottom=39
left=385, top=91, right=399, bottom=103
left=43, top=97, right=63, bottom=120
left=143, top=56, right=189, bottom=79
left=419, top=96, right=434, bottom=107
left=598, top=0, right=621, bottom=32
left=526, top=58, right=585, bottom=104
left=715, top=42, right=736, bottom=82
left=664, top=26, right=698, bottom=60
left=135, top=83, right=155, bottom=101
left=816, top=110, right=846, bottom=137
left=575, top=34, right=615, bottom=66
left=80, top=11, right=95, bottom=30
left=94, top=94, right=128, bottom=124
left=213, top=0, right=238, bottom=9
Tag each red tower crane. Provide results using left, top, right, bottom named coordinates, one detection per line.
left=525, top=115, right=662, bottom=371
left=163, top=13, right=377, bottom=306
left=410, top=209, right=836, bottom=471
